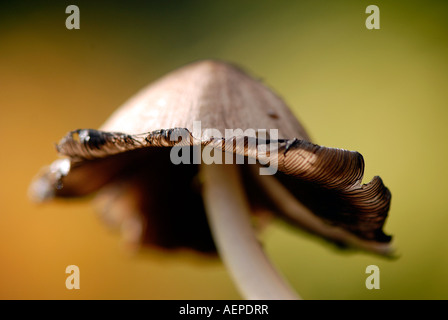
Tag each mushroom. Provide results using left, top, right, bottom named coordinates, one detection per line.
left=29, top=60, right=392, bottom=300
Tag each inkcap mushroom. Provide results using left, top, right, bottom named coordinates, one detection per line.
left=29, top=60, right=392, bottom=300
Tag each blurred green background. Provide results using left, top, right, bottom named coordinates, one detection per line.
left=1, top=0, right=447, bottom=299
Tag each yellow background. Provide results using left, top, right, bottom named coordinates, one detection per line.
left=1, top=1, right=447, bottom=299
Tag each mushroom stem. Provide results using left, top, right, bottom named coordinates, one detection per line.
left=201, top=163, right=300, bottom=300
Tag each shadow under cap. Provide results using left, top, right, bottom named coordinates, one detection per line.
left=29, top=60, right=392, bottom=255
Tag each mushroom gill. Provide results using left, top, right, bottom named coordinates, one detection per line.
left=29, top=60, right=392, bottom=299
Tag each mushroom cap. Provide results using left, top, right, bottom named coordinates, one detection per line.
left=29, top=60, right=392, bottom=255
left=100, top=60, right=310, bottom=140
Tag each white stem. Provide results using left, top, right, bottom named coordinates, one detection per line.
left=201, top=163, right=300, bottom=300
